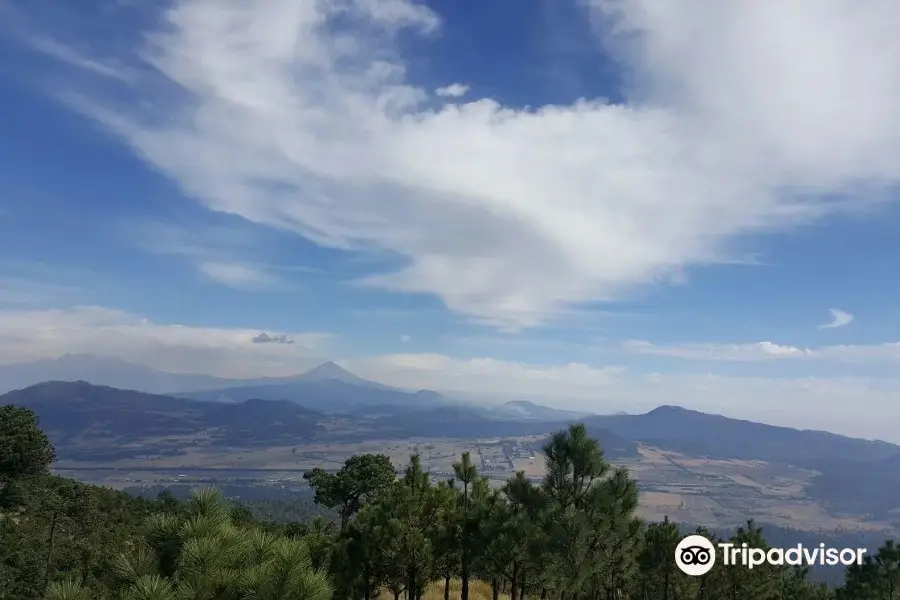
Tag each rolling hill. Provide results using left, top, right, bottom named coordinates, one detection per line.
left=2, top=381, right=325, bottom=460
left=0, top=355, right=588, bottom=425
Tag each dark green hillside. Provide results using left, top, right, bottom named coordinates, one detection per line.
left=1, top=473, right=163, bottom=598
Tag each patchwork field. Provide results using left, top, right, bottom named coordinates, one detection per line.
left=54, top=436, right=898, bottom=535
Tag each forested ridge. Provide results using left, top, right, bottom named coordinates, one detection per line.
left=3, top=405, right=900, bottom=599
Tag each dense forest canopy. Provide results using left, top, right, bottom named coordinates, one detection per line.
left=2, top=404, right=899, bottom=599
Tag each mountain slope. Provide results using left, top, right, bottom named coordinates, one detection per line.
left=584, top=405, right=899, bottom=464
left=0, top=354, right=243, bottom=395
left=291, top=361, right=397, bottom=390
left=2, top=381, right=325, bottom=460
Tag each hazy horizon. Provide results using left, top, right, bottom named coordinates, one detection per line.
left=5, top=352, right=899, bottom=444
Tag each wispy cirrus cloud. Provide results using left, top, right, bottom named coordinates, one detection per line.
left=20, top=0, right=900, bottom=330
left=126, top=219, right=317, bottom=290
left=622, top=339, right=900, bottom=363
left=0, top=261, right=89, bottom=308
left=818, top=308, right=854, bottom=330
left=28, top=36, right=133, bottom=82
left=0, top=276, right=80, bottom=307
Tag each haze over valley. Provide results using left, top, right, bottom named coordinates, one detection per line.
left=6, top=358, right=900, bottom=544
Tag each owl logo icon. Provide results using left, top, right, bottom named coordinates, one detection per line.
left=675, top=535, right=716, bottom=576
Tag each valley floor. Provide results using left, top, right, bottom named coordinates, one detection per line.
left=54, top=437, right=899, bottom=535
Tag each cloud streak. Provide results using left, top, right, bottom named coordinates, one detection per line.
left=622, top=339, right=900, bottom=362
left=125, top=220, right=316, bottom=290
left=25, top=0, right=900, bottom=329
left=819, top=308, right=854, bottom=329
left=0, top=276, right=81, bottom=307
left=28, top=36, right=134, bottom=82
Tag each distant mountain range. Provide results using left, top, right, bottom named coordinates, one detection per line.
left=0, top=381, right=636, bottom=461
left=0, top=354, right=586, bottom=422
left=0, top=354, right=407, bottom=395
left=173, top=369, right=458, bottom=413
left=4, top=379, right=899, bottom=471
left=6, top=379, right=900, bottom=522
left=4, top=356, right=898, bottom=467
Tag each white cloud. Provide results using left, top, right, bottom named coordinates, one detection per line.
left=435, top=83, right=469, bottom=98
left=622, top=340, right=810, bottom=361
left=623, top=339, right=900, bottom=362
left=818, top=308, right=854, bottom=329
left=28, top=36, right=133, bottom=82
left=28, top=0, right=900, bottom=329
left=0, top=306, right=331, bottom=377
left=400, top=334, right=411, bottom=342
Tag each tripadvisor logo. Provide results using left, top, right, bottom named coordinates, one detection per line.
left=675, top=535, right=717, bottom=576
left=675, top=534, right=868, bottom=577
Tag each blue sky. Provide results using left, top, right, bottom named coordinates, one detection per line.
left=3, top=0, right=900, bottom=440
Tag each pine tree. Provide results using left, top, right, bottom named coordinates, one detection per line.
left=840, top=539, right=900, bottom=599
left=110, top=488, right=332, bottom=600
left=636, top=516, right=680, bottom=599
left=304, top=454, right=396, bottom=533
left=453, top=451, right=479, bottom=600
left=432, top=479, right=462, bottom=600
